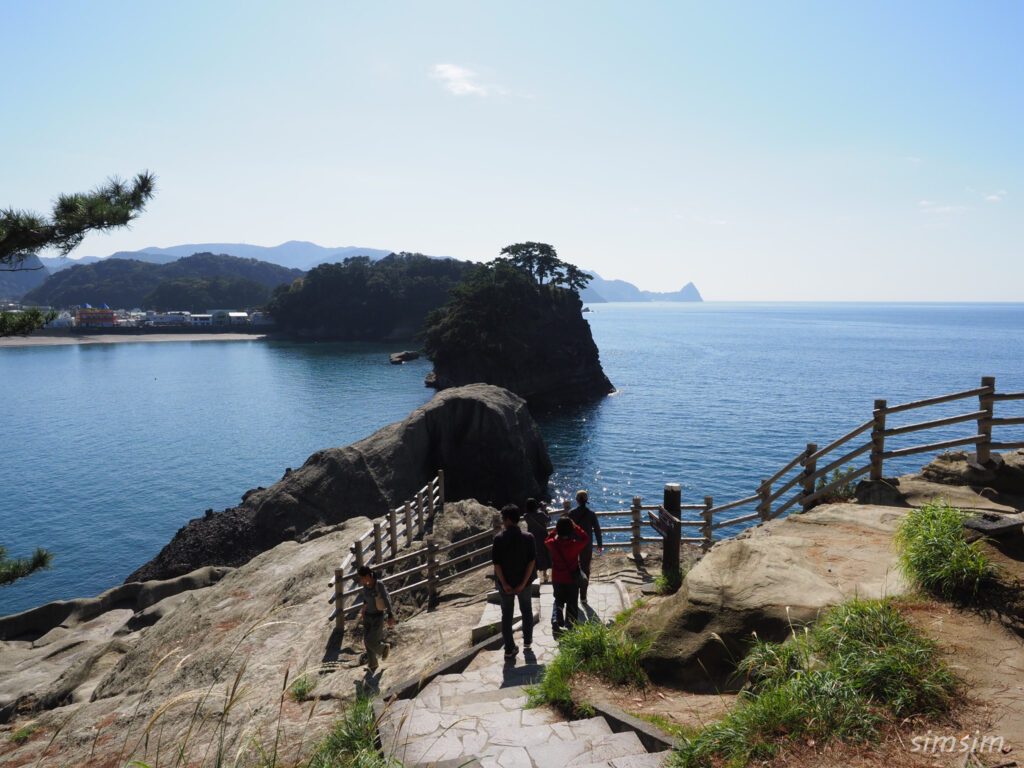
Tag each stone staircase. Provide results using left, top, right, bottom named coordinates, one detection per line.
left=377, top=581, right=670, bottom=768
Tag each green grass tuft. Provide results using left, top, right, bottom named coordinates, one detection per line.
left=289, top=675, right=317, bottom=701
left=7, top=724, right=37, bottom=744
left=894, top=499, right=995, bottom=599
left=527, top=618, right=649, bottom=713
left=308, top=694, right=399, bottom=768
left=654, top=568, right=684, bottom=595
left=672, top=598, right=958, bottom=767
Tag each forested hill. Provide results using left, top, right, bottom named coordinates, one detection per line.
left=22, top=253, right=303, bottom=311
left=267, top=253, right=476, bottom=341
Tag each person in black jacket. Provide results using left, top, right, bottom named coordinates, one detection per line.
left=491, top=504, right=536, bottom=661
left=567, top=489, right=602, bottom=603
left=522, top=497, right=552, bottom=582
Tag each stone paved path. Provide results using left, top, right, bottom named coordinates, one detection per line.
left=378, top=580, right=669, bottom=768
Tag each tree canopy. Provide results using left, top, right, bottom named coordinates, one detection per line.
left=0, top=545, right=53, bottom=587
left=1, top=172, right=156, bottom=337
left=267, top=253, right=475, bottom=340
left=495, top=241, right=592, bottom=291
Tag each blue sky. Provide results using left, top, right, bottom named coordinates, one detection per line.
left=3, top=1, right=1021, bottom=300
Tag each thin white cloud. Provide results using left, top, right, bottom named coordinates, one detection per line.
left=432, top=64, right=498, bottom=96
left=918, top=200, right=967, bottom=215
left=984, top=190, right=1008, bottom=202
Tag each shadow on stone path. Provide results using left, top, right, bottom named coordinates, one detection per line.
left=377, top=579, right=669, bottom=768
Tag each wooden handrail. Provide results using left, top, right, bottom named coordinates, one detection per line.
left=798, top=464, right=871, bottom=508
left=760, top=446, right=812, bottom=489
left=808, top=419, right=874, bottom=463
left=882, top=410, right=987, bottom=437
left=880, top=386, right=991, bottom=415
left=881, top=434, right=983, bottom=459
left=801, top=442, right=872, bottom=488
left=708, top=494, right=759, bottom=514
left=993, top=392, right=1024, bottom=401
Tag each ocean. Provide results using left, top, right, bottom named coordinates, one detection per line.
left=2, top=302, right=1023, bottom=616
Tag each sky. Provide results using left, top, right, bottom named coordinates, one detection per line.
left=2, top=1, right=1021, bottom=301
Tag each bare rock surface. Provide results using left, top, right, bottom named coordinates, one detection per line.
left=127, top=384, right=551, bottom=582
left=0, top=504, right=500, bottom=768
left=631, top=504, right=914, bottom=691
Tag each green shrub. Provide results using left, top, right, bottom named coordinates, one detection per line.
left=654, top=568, right=684, bottom=595
left=527, top=619, right=649, bottom=713
left=309, top=694, right=399, bottom=768
left=7, top=724, right=37, bottom=744
left=672, top=598, right=958, bottom=767
left=289, top=675, right=317, bottom=701
left=814, top=465, right=858, bottom=504
left=894, top=499, right=995, bottom=599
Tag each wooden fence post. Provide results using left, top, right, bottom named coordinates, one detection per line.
left=799, top=443, right=818, bottom=512
left=373, top=522, right=383, bottom=564
left=426, top=538, right=438, bottom=606
left=630, top=496, right=643, bottom=564
left=416, top=490, right=426, bottom=538
left=662, top=484, right=681, bottom=577
left=870, top=400, right=887, bottom=481
left=404, top=504, right=414, bottom=547
left=388, top=508, right=399, bottom=556
left=701, top=496, right=714, bottom=553
left=352, top=541, right=364, bottom=570
left=427, top=479, right=436, bottom=521
left=333, top=567, right=345, bottom=636
left=977, top=376, right=995, bottom=465
left=437, top=470, right=445, bottom=509
left=757, top=479, right=771, bottom=522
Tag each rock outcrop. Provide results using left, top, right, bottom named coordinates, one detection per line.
left=128, top=384, right=551, bottom=582
left=628, top=504, right=913, bottom=692
left=426, top=289, right=614, bottom=409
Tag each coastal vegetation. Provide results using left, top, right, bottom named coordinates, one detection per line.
left=671, top=597, right=958, bottom=767
left=422, top=242, right=612, bottom=405
left=266, top=252, right=474, bottom=340
left=0, top=545, right=52, bottom=587
left=0, top=172, right=155, bottom=335
left=895, top=499, right=995, bottom=599
left=22, top=252, right=302, bottom=311
left=527, top=618, right=650, bottom=714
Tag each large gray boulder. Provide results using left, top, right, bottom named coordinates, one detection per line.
left=128, top=384, right=551, bottom=582
left=629, top=505, right=913, bottom=692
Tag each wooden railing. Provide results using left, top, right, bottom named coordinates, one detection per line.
left=567, top=376, right=1024, bottom=558
left=328, top=471, right=446, bottom=638
left=327, top=377, right=1024, bottom=627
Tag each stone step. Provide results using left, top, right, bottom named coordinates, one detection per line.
left=572, top=750, right=672, bottom=768
left=382, top=714, right=629, bottom=768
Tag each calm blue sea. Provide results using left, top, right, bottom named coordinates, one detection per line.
left=2, top=303, right=1023, bottom=616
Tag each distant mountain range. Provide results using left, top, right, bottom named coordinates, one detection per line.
left=39, top=241, right=395, bottom=273
left=21, top=241, right=701, bottom=305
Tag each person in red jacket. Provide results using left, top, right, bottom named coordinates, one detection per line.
left=545, top=516, right=589, bottom=631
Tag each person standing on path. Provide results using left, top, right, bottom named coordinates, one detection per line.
left=567, top=489, right=603, bottom=603
left=491, top=504, right=536, bottom=661
left=546, top=516, right=589, bottom=631
left=356, top=566, right=395, bottom=672
left=522, top=497, right=552, bottom=582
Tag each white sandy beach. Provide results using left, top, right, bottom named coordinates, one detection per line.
left=0, top=332, right=267, bottom=348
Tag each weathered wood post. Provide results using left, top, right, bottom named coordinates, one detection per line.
left=757, top=479, right=771, bottom=522
left=870, top=400, right=887, bottom=481
left=663, top=483, right=682, bottom=577
left=426, top=538, right=439, bottom=606
left=352, top=541, right=365, bottom=570
left=372, top=522, right=383, bottom=564
left=333, top=567, right=345, bottom=636
left=388, top=508, right=399, bottom=556
left=630, top=496, right=643, bottom=564
left=404, top=504, right=414, bottom=547
left=416, top=490, right=426, bottom=537
left=977, top=376, right=995, bottom=465
left=799, top=443, right=818, bottom=512
left=701, top=496, right=714, bottom=553
left=437, top=469, right=445, bottom=509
